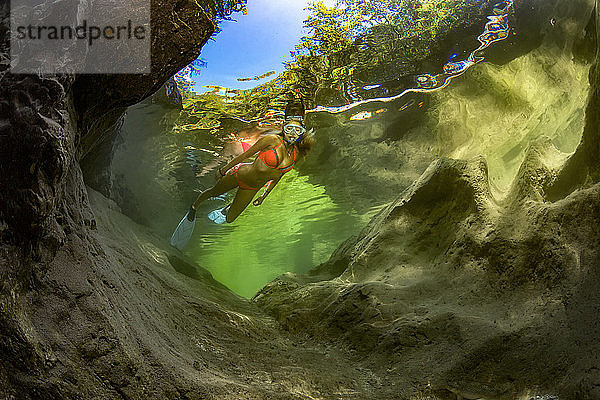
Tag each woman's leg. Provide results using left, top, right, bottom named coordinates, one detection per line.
left=225, top=189, right=257, bottom=223
left=191, top=174, right=238, bottom=210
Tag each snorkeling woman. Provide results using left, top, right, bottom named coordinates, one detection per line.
left=195, top=110, right=285, bottom=177
left=186, top=115, right=315, bottom=224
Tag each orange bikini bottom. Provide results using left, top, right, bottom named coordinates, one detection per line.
left=227, top=163, right=259, bottom=191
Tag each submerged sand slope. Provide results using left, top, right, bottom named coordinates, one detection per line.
left=56, top=187, right=385, bottom=398
left=3, top=181, right=387, bottom=398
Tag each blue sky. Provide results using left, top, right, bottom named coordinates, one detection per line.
left=192, top=0, right=335, bottom=92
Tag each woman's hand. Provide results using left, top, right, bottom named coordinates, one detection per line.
left=253, top=196, right=265, bottom=206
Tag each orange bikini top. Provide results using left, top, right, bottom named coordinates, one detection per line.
left=258, top=140, right=297, bottom=173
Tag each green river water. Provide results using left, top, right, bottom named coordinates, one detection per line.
left=185, top=171, right=382, bottom=297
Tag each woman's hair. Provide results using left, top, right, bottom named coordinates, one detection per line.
left=296, top=130, right=315, bottom=158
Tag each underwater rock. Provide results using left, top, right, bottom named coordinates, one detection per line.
left=1, top=186, right=394, bottom=399
left=151, top=76, right=184, bottom=109
left=0, top=0, right=213, bottom=245
left=107, top=97, right=195, bottom=233
left=547, top=57, right=600, bottom=200
left=76, top=0, right=213, bottom=197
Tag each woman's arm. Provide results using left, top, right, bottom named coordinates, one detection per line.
left=253, top=174, right=282, bottom=206
left=262, top=174, right=282, bottom=198
left=218, top=135, right=276, bottom=176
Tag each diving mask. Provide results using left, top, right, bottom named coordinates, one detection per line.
left=284, top=124, right=306, bottom=135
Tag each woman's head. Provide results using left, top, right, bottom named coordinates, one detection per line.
left=281, top=117, right=314, bottom=157
left=283, top=96, right=314, bottom=156
left=283, top=117, right=305, bottom=144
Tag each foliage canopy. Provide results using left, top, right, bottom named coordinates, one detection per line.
left=174, top=0, right=492, bottom=133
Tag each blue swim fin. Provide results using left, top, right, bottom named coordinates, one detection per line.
left=170, top=209, right=196, bottom=250
left=208, top=205, right=229, bottom=224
